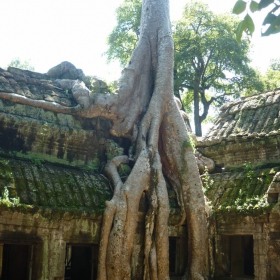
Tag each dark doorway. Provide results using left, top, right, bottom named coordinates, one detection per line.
left=230, top=235, right=254, bottom=277
left=169, top=237, right=188, bottom=277
left=216, top=235, right=254, bottom=278
left=1, top=244, right=31, bottom=280
left=243, top=236, right=254, bottom=276
left=65, top=244, right=98, bottom=280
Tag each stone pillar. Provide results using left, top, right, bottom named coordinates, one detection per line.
left=41, top=232, right=66, bottom=280
left=254, top=231, right=268, bottom=280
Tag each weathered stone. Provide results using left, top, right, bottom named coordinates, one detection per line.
left=47, top=61, right=84, bottom=80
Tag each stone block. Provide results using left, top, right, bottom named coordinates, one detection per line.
left=254, top=264, right=267, bottom=278
left=254, top=240, right=268, bottom=255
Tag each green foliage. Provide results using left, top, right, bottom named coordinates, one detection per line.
left=180, top=91, right=193, bottom=114
left=233, top=0, right=247, bottom=14
left=0, top=159, right=13, bottom=184
left=235, top=11, right=255, bottom=42
left=259, top=0, right=275, bottom=9
left=8, top=57, right=35, bottom=71
left=233, top=0, right=280, bottom=40
left=107, top=80, right=119, bottom=93
left=174, top=1, right=264, bottom=135
left=0, top=159, right=9, bottom=166
left=244, top=161, right=254, bottom=177
left=0, top=170, right=12, bottom=181
left=182, top=137, right=195, bottom=152
left=81, top=154, right=100, bottom=173
left=39, top=123, right=49, bottom=150
left=90, top=155, right=101, bottom=172
left=202, top=167, right=214, bottom=193
left=217, top=163, right=273, bottom=215
left=250, top=1, right=260, bottom=12
left=218, top=194, right=271, bottom=214
left=262, top=58, right=280, bottom=90
left=204, top=163, right=280, bottom=217
left=31, top=158, right=45, bottom=166
left=105, top=0, right=142, bottom=67
left=0, top=187, right=20, bottom=207
left=118, top=164, right=131, bottom=177
left=66, top=177, right=75, bottom=187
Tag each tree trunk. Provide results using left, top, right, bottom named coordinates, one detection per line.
left=96, top=1, right=209, bottom=278
left=0, top=0, right=209, bottom=279
left=193, top=87, right=202, bottom=137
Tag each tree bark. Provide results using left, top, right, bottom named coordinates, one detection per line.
left=193, top=87, right=202, bottom=137
left=0, top=0, right=209, bottom=279
left=97, top=0, right=209, bottom=278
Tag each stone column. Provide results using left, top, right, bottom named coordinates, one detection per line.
left=253, top=230, right=268, bottom=280
left=41, top=232, right=66, bottom=280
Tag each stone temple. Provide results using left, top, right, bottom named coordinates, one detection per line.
left=0, top=62, right=279, bottom=279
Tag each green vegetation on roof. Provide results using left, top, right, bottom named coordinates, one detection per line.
left=203, top=163, right=279, bottom=215
left=0, top=156, right=112, bottom=215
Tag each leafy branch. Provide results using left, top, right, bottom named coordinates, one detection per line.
left=233, top=0, right=280, bottom=42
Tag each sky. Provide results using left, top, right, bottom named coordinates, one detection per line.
left=0, top=0, right=279, bottom=82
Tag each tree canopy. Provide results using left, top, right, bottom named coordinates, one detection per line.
left=105, top=0, right=141, bottom=67
left=173, top=1, right=263, bottom=136
left=263, top=58, right=280, bottom=89
left=8, top=57, right=35, bottom=71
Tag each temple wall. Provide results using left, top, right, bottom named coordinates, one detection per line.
left=198, top=135, right=280, bottom=170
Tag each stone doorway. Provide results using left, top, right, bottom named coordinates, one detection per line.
left=64, top=244, right=98, bottom=280
left=0, top=243, right=33, bottom=280
left=231, top=235, right=254, bottom=277
left=216, top=235, right=254, bottom=279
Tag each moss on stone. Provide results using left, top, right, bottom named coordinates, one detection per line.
left=0, top=155, right=111, bottom=215
left=205, top=166, right=279, bottom=216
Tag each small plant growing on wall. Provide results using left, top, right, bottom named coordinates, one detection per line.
left=0, top=187, right=20, bottom=207
left=202, top=166, right=214, bottom=193
left=39, top=123, right=49, bottom=150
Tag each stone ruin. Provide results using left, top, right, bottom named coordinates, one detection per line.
left=0, top=62, right=279, bottom=279
left=197, top=90, right=280, bottom=280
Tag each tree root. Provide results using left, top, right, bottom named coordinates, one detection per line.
left=0, top=92, right=82, bottom=114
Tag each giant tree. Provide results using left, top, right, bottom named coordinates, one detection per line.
left=105, top=0, right=263, bottom=136
left=0, top=0, right=209, bottom=279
